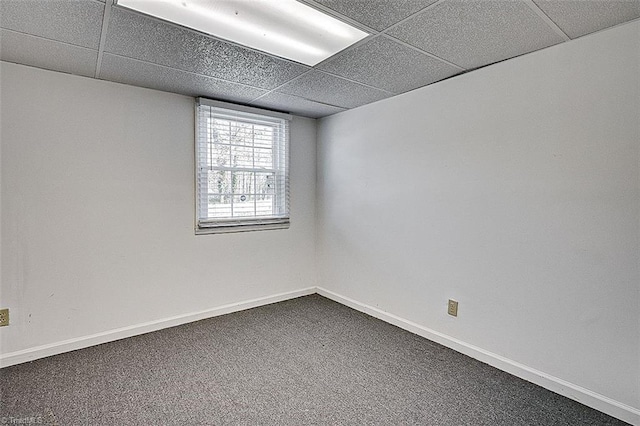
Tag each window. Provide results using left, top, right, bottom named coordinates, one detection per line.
left=195, top=99, right=290, bottom=234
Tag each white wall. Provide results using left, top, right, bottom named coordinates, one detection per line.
left=317, top=20, right=639, bottom=413
left=0, top=62, right=317, bottom=355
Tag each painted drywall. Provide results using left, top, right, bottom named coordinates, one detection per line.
left=317, top=20, right=639, bottom=411
left=0, top=61, right=317, bottom=355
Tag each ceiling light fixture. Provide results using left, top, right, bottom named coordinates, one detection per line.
left=116, top=0, right=369, bottom=66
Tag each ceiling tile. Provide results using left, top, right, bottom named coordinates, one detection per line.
left=0, top=0, right=104, bottom=49
left=105, top=8, right=310, bottom=90
left=317, top=35, right=462, bottom=94
left=533, top=0, right=640, bottom=39
left=387, top=0, right=565, bottom=70
left=99, top=54, right=267, bottom=104
left=0, top=29, right=98, bottom=77
left=276, top=71, right=390, bottom=109
left=309, top=0, right=438, bottom=31
left=250, top=92, right=346, bottom=119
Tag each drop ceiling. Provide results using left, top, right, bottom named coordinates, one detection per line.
left=1, top=0, right=639, bottom=119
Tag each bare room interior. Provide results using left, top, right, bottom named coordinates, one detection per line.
left=0, top=0, right=639, bottom=424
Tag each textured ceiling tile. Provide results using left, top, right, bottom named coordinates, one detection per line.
left=105, top=8, right=309, bottom=90
left=0, top=0, right=104, bottom=49
left=387, top=0, right=565, bottom=70
left=0, top=29, right=98, bottom=77
left=310, top=0, right=438, bottom=31
left=250, top=92, right=346, bottom=119
left=276, top=71, right=390, bottom=109
left=317, top=35, right=462, bottom=94
left=99, top=54, right=267, bottom=103
left=533, top=0, right=640, bottom=39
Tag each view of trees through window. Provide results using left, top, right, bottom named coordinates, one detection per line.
left=205, top=117, right=278, bottom=218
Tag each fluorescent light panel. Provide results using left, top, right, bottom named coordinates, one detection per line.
left=116, top=0, right=369, bottom=66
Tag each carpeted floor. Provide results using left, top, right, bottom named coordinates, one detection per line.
left=0, top=294, right=629, bottom=425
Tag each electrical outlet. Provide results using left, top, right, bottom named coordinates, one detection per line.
left=0, top=309, right=9, bottom=327
left=447, top=300, right=458, bottom=317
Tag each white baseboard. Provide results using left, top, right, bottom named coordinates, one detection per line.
left=0, top=287, right=316, bottom=369
left=316, top=287, right=640, bottom=426
left=2, top=285, right=637, bottom=425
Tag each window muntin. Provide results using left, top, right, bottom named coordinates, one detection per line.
left=196, top=100, right=290, bottom=234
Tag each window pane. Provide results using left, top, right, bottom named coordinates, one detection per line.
left=231, top=145, right=254, bottom=168
left=254, top=148, right=273, bottom=169
left=254, top=125, right=274, bottom=148
left=230, top=124, right=253, bottom=146
left=232, top=194, right=255, bottom=217
left=208, top=170, right=231, bottom=195
left=256, top=195, right=274, bottom=216
left=255, top=172, right=275, bottom=196
left=210, top=143, right=230, bottom=167
left=208, top=198, right=232, bottom=217
left=232, top=171, right=255, bottom=195
left=211, top=119, right=232, bottom=144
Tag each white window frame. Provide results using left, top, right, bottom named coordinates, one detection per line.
left=195, top=98, right=291, bottom=234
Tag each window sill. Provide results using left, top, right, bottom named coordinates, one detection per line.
left=195, top=221, right=290, bottom=235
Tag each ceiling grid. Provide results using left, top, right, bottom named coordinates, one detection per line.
left=1, top=0, right=638, bottom=118
left=94, top=0, right=114, bottom=77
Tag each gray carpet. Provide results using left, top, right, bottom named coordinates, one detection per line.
left=0, top=294, right=629, bottom=425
